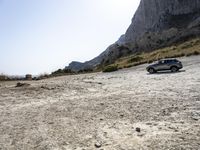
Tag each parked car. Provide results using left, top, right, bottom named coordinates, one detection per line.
left=146, top=59, right=183, bottom=74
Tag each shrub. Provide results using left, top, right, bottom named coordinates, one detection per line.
left=83, top=68, right=93, bottom=72
left=124, top=65, right=133, bottom=68
left=37, top=73, right=50, bottom=80
left=51, top=68, right=74, bottom=76
left=64, top=69, right=73, bottom=73
left=193, top=51, right=200, bottom=55
left=185, top=53, right=193, bottom=57
left=103, top=65, right=118, bottom=72
left=132, top=61, right=146, bottom=66
left=180, top=43, right=192, bottom=49
left=127, top=56, right=143, bottom=63
left=157, top=39, right=164, bottom=44
left=52, top=69, right=64, bottom=74
left=148, top=60, right=153, bottom=64
left=0, top=75, right=9, bottom=81
left=186, top=51, right=200, bottom=57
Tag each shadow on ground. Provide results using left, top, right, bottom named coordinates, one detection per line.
left=147, top=70, right=186, bottom=75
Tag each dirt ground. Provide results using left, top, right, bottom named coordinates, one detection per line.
left=0, top=56, right=200, bottom=150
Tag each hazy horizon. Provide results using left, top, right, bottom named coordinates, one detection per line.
left=0, top=0, right=140, bottom=75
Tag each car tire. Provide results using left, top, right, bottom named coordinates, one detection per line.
left=171, top=66, right=178, bottom=72
left=148, top=68, right=155, bottom=74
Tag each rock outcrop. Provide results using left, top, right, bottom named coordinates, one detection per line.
left=67, top=0, right=200, bottom=71
left=125, top=0, right=200, bottom=42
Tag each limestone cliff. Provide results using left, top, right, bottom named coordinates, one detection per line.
left=125, top=0, right=200, bottom=44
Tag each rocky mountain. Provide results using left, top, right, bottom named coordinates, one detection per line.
left=67, top=0, right=200, bottom=72
left=66, top=47, right=112, bottom=72
left=125, top=0, right=200, bottom=41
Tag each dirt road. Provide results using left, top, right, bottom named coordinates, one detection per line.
left=0, top=56, right=200, bottom=150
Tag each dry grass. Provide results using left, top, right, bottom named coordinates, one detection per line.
left=113, top=38, right=200, bottom=69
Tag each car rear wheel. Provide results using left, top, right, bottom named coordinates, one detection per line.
left=171, top=66, right=178, bottom=72
left=148, top=68, right=155, bottom=74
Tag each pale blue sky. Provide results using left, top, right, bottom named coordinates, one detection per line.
left=0, top=0, right=140, bottom=75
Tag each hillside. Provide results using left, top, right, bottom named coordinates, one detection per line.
left=105, top=38, right=200, bottom=70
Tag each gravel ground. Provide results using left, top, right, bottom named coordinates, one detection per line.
left=0, top=56, right=200, bottom=150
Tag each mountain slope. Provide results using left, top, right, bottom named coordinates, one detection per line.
left=67, top=0, right=200, bottom=72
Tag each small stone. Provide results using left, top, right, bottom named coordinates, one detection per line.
left=137, top=132, right=145, bottom=137
left=94, top=142, right=102, bottom=148
left=174, top=129, right=179, bottom=132
left=16, top=82, right=30, bottom=87
left=146, top=122, right=152, bottom=125
left=136, top=127, right=141, bottom=132
left=10, top=139, right=15, bottom=145
left=120, top=114, right=124, bottom=117
left=191, top=115, right=199, bottom=121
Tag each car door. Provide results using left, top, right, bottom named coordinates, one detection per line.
left=156, top=60, right=166, bottom=70
left=163, top=60, right=171, bottom=70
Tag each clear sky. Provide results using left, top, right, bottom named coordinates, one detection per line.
left=0, top=0, right=140, bottom=75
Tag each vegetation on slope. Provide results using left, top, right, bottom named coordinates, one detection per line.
left=106, top=38, right=200, bottom=70
left=102, top=65, right=118, bottom=72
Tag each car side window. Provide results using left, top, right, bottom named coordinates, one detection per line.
left=158, top=60, right=165, bottom=64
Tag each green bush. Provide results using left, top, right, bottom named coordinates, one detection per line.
left=103, top=65, right=118, bottom=72
left=52, top=69, right=64, bottom=75
left=51, top=68, right=74, bottom=76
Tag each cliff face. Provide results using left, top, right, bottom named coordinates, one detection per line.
left=67, top=0, right=200, bottom=72
left=125, top=0, right=200, bottom=42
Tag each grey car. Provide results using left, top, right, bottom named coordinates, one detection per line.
left=146, top=59, right=183, bottom=74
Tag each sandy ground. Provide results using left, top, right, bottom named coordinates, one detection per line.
left=0, top=56, right=200, bottom=150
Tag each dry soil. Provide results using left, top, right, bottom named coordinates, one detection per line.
left=0, top=56, right=200, bottom=150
